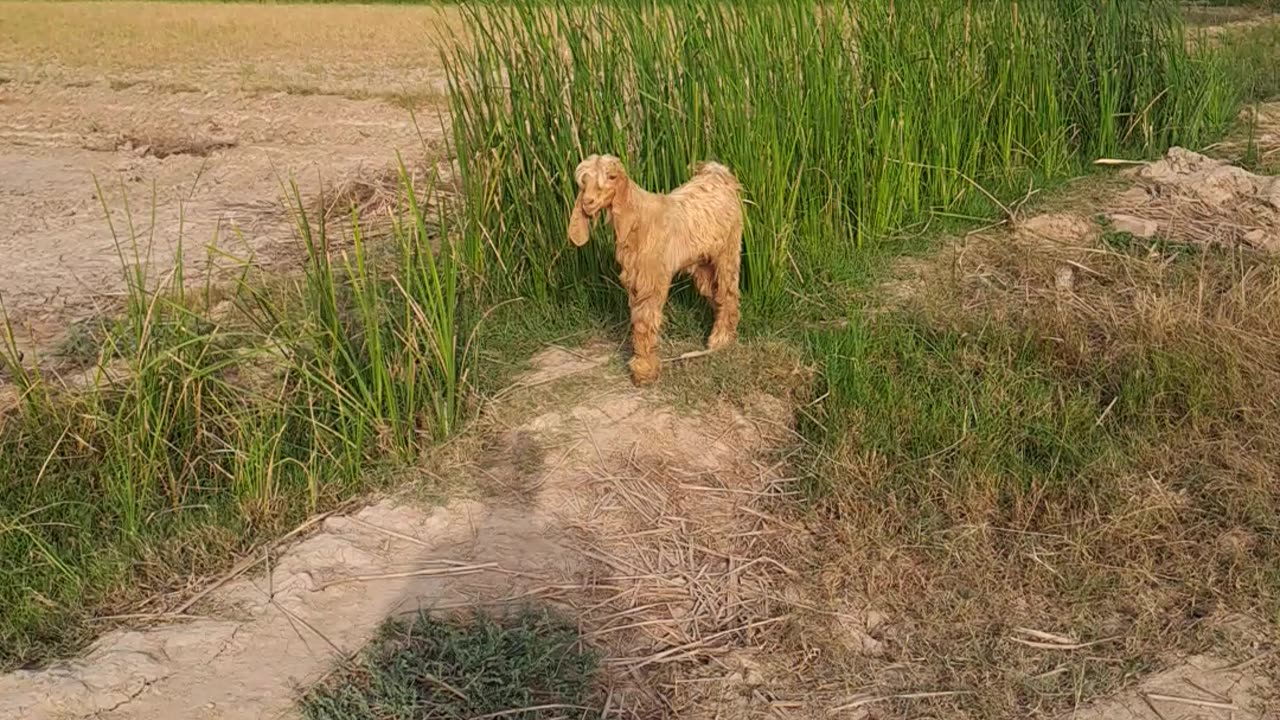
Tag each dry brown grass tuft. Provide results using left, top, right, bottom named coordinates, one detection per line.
left=562, top=453, right=818, bottom=717
left=797, top=202, right=1280, bottom=717
left=313, top=166, right=424, bottom=228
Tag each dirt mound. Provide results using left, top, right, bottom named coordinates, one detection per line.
left=1106, top=146, right=1280, bottom=252
left=0, top=344, right=809, bottom=719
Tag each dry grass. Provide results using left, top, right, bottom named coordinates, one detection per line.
left=560, top=454, right=817, bottom=717
left=0, top=1, right=467, bottom=97
left=792, top=202, right=1280, bottom=717
left=311, top=162, right=442, bottom=228
left=0, top=2, right=466, bottom=69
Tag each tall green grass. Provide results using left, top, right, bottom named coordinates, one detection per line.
left=0, top=173, right=473, bottom=668
left=445, top=0, right=1247, bottom=317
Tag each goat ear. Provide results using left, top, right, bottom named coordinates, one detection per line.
left=568, top=192, right=591, bottom=247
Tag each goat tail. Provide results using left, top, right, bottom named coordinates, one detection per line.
left=691, top=160, right=734, bottom=178
left=690, top=161, right=741, bottom=193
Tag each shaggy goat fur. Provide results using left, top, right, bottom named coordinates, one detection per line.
left=568, top=154, right=744, bottom=385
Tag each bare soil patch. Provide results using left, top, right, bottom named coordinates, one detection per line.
left=0, top=2, right=457, bottom=358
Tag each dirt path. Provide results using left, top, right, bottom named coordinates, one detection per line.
left=0, top=346, right=806, bottom=720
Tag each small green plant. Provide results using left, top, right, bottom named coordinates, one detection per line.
left=802, top=317, right=1124, bottom=519
left=300, top=609, right=600, bottom=720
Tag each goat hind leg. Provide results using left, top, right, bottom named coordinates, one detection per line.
left=691, top=263, right=719, bottom=310
left=707, top=253, right=740, bottom=351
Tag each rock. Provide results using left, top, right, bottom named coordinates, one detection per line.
left=1107, top=213, right=1159, bottom=239
left=1266, top=178, right=1280, bottom=211
left=1018, top=213, right=1097, bottom=245
left=1140, top=147, right=1273, bottom=208
left=1243, top=229, right=1280, bottom=253
left=1054, top=265, right=1075, bottom=293
left=864, top=610, right=889, bottom=634
left=1114, top=186, right=1151, bottom=207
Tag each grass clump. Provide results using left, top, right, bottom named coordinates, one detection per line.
left=300, top=609, right=599, bottom=720
left=0, top=174, right=475, bottom=669
left=804, top=320, right=1122, bottom=517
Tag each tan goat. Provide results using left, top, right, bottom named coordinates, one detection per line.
left=568, top=154, right=744, bottom=385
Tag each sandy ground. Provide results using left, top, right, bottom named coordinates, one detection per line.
left=0, top=2, right=462, bottom=354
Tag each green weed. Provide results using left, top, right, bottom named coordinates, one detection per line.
left=792, top=238, right=1280, bottom=716
left=300, top=609, right=600, bottom=720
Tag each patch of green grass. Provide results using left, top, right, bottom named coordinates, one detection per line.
left=300, top=609, right=600, bottom=720
left=1222, top=23, right=1280, bottom=101
left=803, top=318, right=1123, bottom=518
left=0, top=171, right=476, bottom=669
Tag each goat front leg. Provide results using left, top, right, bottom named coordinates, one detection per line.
left=627, top=279, right=669, bottom=386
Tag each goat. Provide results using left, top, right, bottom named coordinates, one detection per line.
left=568, top=154, right=743, bottom=385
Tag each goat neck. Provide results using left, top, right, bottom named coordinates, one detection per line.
left=607, top=177, right=653, bottom=262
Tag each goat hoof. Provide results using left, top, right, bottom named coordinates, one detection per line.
left=707, top=332, right=736, bottom=351
left=628, top=356, right=660, bottom=386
